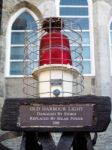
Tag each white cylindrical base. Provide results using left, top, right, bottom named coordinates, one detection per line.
left=32, top=64, right=79, bottom=97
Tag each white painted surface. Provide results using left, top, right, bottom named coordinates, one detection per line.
left=32, top=64, right=79, bottom=97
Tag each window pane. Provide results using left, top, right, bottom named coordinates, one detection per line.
left=27, top=31, right=38, bottom=43
left=83, top=61, right=91, bottom=74
left=11, top=32, right=25, bottom=44
left=82, top=46, right=90, bottom=59
left=12, top=12, right=37, bottom=30
left=75, top=18, right=89, bottom=29
left=71, top=46, right=82, bottom=60
left=64, top=32, right=90, bottom=45
left=11, top=47, right=24, bottom=59
left=82, top=32, right=90, bottom=44
left=11, top=46, right=38, bottom=60
left=60, top=7, right=88, bottom=16
left=24, top=61, right=37, bottom=75
left=12, top=18, right=27, bottom=30
left=70, top=46, right=90, bottom=60
left=10, top=62, right=23, bottom=75
left=63, top=18, right=89, bottom=30
left=75, top=61, right=91, bottom=74
left=25, top=46, right=38, bottom=60
left=60, top=0, right=87, bottom=5
left=64, top=31, right=82, bottom=44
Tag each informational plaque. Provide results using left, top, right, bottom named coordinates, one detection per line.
left=19, top=104, right=94, bottom=129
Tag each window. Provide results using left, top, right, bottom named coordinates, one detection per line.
left=6, top=9, right=37, bottom=76
left=59, top=0, right=94, bottom=75
left=109, top=21, right=112, bottom=74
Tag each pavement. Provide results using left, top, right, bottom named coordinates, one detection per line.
left=0, top=122, right=112, bottom=150
left=94, top=122, right=112, bottom=150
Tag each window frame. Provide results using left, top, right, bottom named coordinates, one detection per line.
left=55, top=0, right=95, bottom=76
left=5, top=8, right=38, bottom=77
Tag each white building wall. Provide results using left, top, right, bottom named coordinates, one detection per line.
left=93, top=1, right=112, bottom=97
